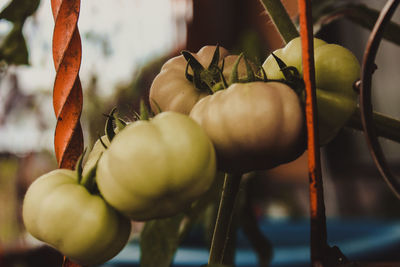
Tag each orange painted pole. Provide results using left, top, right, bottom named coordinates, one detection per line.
left=51, top=0, right=84, bottom=266
left=51, top=0, right=84, bottom=170
left=298, top=0, right=328, bottom=265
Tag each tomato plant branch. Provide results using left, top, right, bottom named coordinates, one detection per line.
left=208, top=173, right=242, bottom=265
left=258, top=0, right=299, bottom=44
left=346, top=107, right=400, bottom=143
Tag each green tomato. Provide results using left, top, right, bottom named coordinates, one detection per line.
left=189, top=81, right=305, bottom=173
left=263, top=37, right=360, bottom=145
left=22, top=169, right=131, bottom=266
left=263, top=37, right=327, bottom=80
left=313, top=89, right=358, bottom=145
left=96, top=111, right=217, bottom=221
left=149, top=46, right=229, bottom=114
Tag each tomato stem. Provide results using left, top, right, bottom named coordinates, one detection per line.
left=346, top=107, right=400, bottom=143
left=208, top=172, right=242, bottom=265
left=258, top=0, right=299, bottom=44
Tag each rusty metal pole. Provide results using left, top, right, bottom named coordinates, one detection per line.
left=298, top=0, right=328, bottom=266
left=51, top=0, right=84, bottom=266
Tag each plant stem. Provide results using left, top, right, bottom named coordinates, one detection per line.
left=259, top=0, right=299, bottom=43
left=346, top=107, right=400, bottom=143
left=208, top=173, right=242, bottom=265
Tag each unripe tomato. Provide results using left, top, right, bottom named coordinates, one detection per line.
left=22, top=169, right=131, bottom=266
left=96, top=112, right=217, bottom=221
left=149, top=46, right=229, bottom=114
left=190, top=81, right=305, bottom=173
left=262, top=37, right=360, bottom=144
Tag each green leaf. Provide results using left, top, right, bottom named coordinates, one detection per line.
left=0, top=23, right=29, bottom=65
left=0, top=0, right=40, bottom=23
left=0, top=0, right=40, bottom=66
left=140, top=214, right=185, bottom=267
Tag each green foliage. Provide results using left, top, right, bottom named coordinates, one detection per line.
left=0, top=0, right=40, bottom=65
left=140, top=214, right=185, bottom=267
left=0, top=158, right=19, bottom=245
left=139, top=173, right=223, bottom=267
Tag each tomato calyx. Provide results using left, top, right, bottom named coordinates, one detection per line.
left=229, top=53, right=266, bottom=84
left=103, top=108, right=127, bottom=145
left=134, top=99, right=155, bottom=121
left=270, top=53, right=305, bottom=97
left=212, top=54, right=268, bottom=92
left=182, top=45, right=224, bottom=94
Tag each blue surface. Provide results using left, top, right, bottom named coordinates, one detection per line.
left=101, top=218, right=400, bottom=267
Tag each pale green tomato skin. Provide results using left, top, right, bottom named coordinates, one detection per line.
left=22, top=169, right=131, bottom=266
left=262, top=37, right=360, bottom=145
left=96, top=111, right=217, bottom=221
left=263, top=37, right=327, bottom=80
left=149, top=46, right=229, bottom=115
left=315, top=89, right=357, bottom=143
left=189, top=82, right=305, bottom=173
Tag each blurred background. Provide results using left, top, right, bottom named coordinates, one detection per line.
left=1, top=0, right=400, bottom=266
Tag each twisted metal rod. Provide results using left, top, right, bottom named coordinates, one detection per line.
left=51, top=0, right=84, bottom=266
left=51, top=0, right=84, bottom=170
left=360, top=0, right=400, bottom=200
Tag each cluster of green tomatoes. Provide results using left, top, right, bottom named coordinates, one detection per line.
left=22, top=37, right=360, bottom=266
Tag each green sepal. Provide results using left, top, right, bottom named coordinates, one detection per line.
left=207, top=44, right=223, bottom=81
left=75, top=148, right=87, bottom=184
left=243, top=55, right=255, bottom=82
left=113, top=112, right=127, bottom=132
left=229, top=53, right=243, bottom=85
left=139, top=99, right=151, bottom=121
left=80, top=153, right=101, bottom=195
left=182, top=51, right=208, bottom=90
left=150, top=98, right=162, bottom=114
left=271, top=53, right=305, bottom=95
left=98, top=134, right=109, bottom=149
left=211, top=68, right=228, bottom=93
left=184, top=61, right=194, bottom=83
left=208, top=44, right=221, bottom=70
left=271, top=52, right=287, bottom=71
left=271, top=53, right=300, bottom=81
left=259, top=66, right=268, bottom=82
left=182, top=47, right=224, bottom=94
left=182, top=50, right=205, bottom=73
left=105, top=108, right=117, bottom=142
